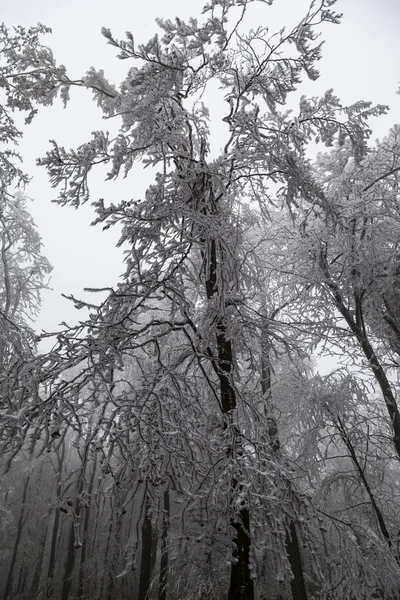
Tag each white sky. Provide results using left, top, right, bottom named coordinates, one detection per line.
left=1, top=0, right=400, bottom=360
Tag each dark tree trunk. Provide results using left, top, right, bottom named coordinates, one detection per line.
left=106, top=505, right=123, bottom=600
left=228, top=504, right=254, bottom=600
left=60, top=516, right=80, bottom=600
left=286, top=523, right=308, bottom=600
left=17, top=561, right=28, bottom=595
left=158, top=489, right=170, bottom=600
left=204, top=228, right=254, bottom=600
left=3, top=472, right=30, bottom=600
left=138, top=493, right=154, bottom=600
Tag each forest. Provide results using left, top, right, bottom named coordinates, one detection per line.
left=1, top=1, right=400, bottom=599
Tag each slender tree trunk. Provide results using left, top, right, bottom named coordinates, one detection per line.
left=138, top=493, right=154, bottom=600
left=78, top=455, right=98, bottom=599
left=61, top=512, right=80, bottom=600
left=31, top=521, right=49, bottom=597
left=99, top=513, right=114, bottom=600
left=334, top=415, right=392, bottom=546
left=150, top=513, right=158, bottom=581
left=17, top=561, right=28, bottom=595
left=3, top=471, right=30, bottom=600
left=158, top=489, right=170, bottom=600
left=106, top=508, right=123, bottom=600
left=61, top=462, right=88, bottom=600
left=47, top=442, right=65, bottom=598
left=260, top=324, right=308, bottom=600
left=47, top=506, right=62, bottom=598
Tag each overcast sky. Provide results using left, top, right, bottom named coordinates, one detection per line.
left=2, top=0, right=400, bottom=354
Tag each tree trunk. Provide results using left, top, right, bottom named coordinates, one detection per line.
left=78, top=455, right=98, bottom=599
left=47, top=505, right=62, bottom=598
left=158, top=489, right=170, bottom=600
left=61, top=473, right=86, bottom=600
left=31, top=521, right=49, bottom=597
left=47, top=442, right=65, bottom=598
left=3, top=471, right=30, bottom=600
left=228, top=503, right=254, bottom=600
left=17, top=561, right=28, bottom=595
left=106, top=508, right=123, bottom=600
left=204, top=228, right=254, bottom=599
left=60, top=517, right=79, bottom=600
left=138, top=493, right=154, bottom=600
left=286, top=523, right=308, bottom=600
left=99, top=513, right=113, bottom=600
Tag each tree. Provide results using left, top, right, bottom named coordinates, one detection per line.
left=272, top=127, right=400, bottom=461
left=3, top=1, right=400, bottom=598
left=0, top=192, right=51, bottom=367
left=0, top=21, right=69, bottom=459
left=34, top=0, right=384, bottom=597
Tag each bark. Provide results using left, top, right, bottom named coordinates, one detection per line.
left=106, top=508, right=123, bottom=600
left=3, top=471, right=30, bottom=600
left=158, top=489, right=170, bottom=600
left=204, top=229, right=254, bottom=599
left=61, top=453, right=89, bottom=600
left=228, top=503, right=254, bottom=600
left=138, top=493, right=154, bottom=600
left=286, top=523, right=308, bottom=600
left=60, top=513, right=80, bottom=600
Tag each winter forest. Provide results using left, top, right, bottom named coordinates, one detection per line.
left=1, top=0, right=400, bottom=598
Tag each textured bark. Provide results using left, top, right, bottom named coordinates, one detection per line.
left=228, top=503, right=254, bottom=600
left=286, top=523, right=308, bottom=600
left=158, top=489, right=170, bottom=600
left=138, top=493, right=154, bottom=600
